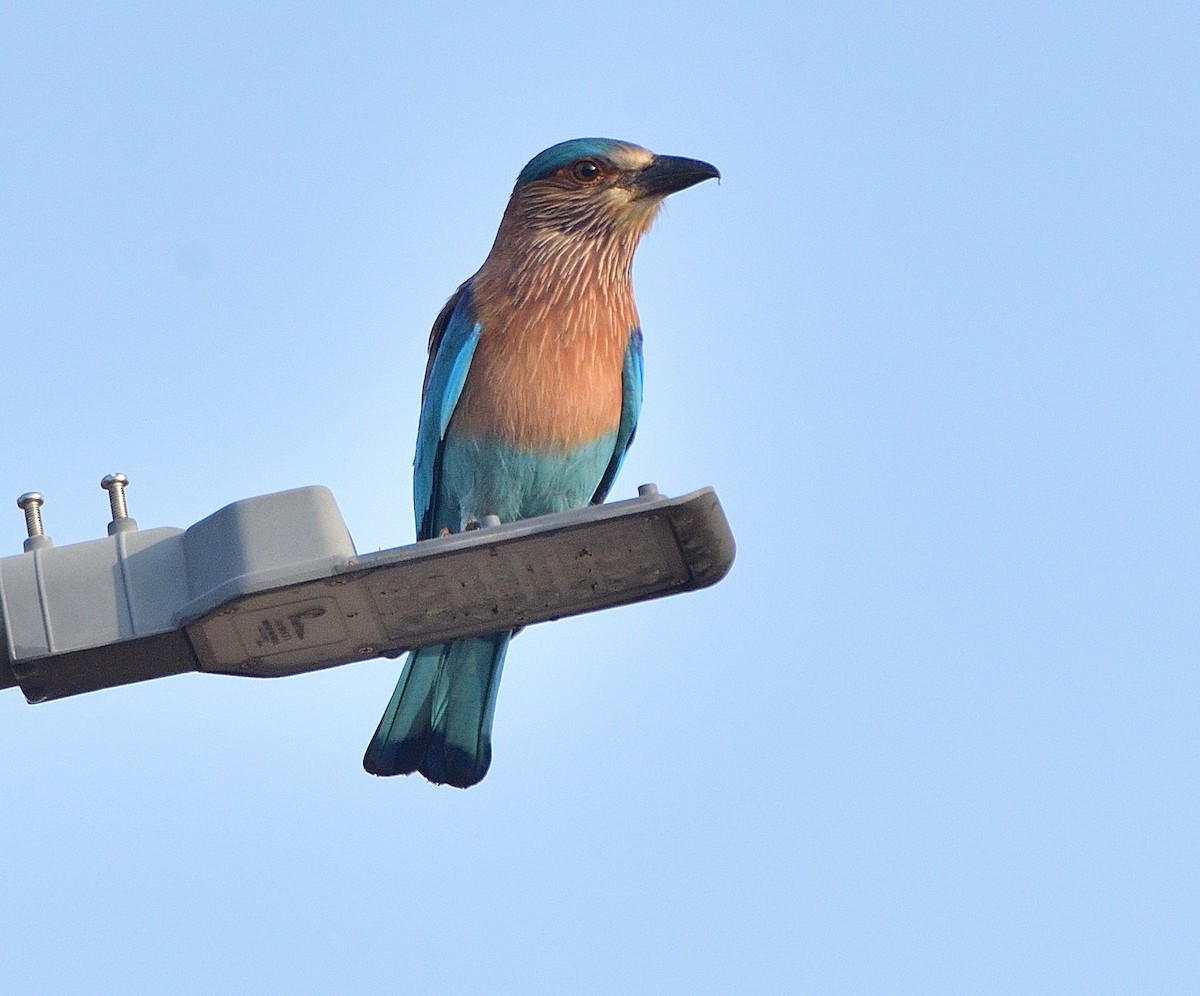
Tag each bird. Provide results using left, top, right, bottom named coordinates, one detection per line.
left=363, top=137, right=719, bottom=787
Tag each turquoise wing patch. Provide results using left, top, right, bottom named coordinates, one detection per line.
left=414, top=284, right=481, bottom=539
left=591, top=327, right=643, bottom=504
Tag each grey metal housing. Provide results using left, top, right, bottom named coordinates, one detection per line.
left=0, top=485, right=734, bottom=703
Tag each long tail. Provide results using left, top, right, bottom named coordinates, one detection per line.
left=363, top=631, right=511, bottom=788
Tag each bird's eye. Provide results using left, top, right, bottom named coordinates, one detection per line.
left=572, top=159, right=602, bottom=182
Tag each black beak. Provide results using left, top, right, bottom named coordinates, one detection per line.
left=632, top=154, right=720, bottom=199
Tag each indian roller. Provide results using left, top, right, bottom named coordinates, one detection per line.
left=363, top=138, right=719, bottom=787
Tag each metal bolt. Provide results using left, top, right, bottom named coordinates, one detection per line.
left=637, top=483, right=662, bottom=499
left=17, top=493, right=45, bottom=538
left=101, top=473, right=130, bottom=520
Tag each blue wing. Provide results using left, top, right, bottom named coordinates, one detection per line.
left=591, top=327, right=643, bottom=504
left=414, top=282, right=481, bottom=539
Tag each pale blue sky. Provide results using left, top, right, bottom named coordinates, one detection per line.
left=2, top=3, right=1197, bottom=992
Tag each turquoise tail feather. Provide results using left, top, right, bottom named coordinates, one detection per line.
left=363, top=632, right=511, bottom=788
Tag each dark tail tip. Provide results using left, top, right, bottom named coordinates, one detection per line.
left=362, top=736, right=427, bottom=778
left=364, top=736, right=491, bottom=788
left=419, top=734, right=492, bottom=788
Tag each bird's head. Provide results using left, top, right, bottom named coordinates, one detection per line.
left=503, top=138, right=720, bottom=244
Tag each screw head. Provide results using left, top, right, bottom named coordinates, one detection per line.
left=101, top=474, right=128, bottom=491
left=17, top=492, right=44, bottom=510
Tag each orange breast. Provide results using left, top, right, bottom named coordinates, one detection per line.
left=451, top=267, right=637, bottom=451
left=451, top=296, right=633, bottom=451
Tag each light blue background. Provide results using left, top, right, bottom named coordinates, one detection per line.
left=2, top=3, right=1196, bottom=992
